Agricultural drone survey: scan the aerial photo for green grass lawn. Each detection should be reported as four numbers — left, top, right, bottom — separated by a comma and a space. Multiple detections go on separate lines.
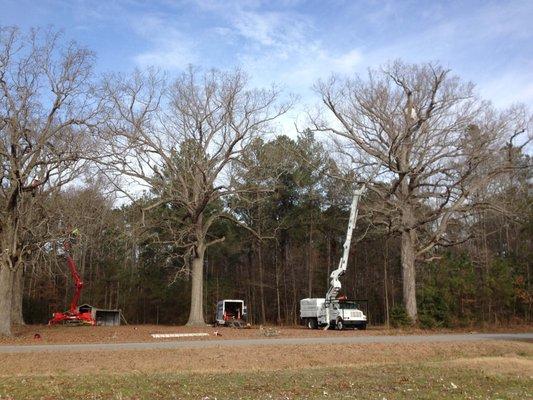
1, 361, 531, 400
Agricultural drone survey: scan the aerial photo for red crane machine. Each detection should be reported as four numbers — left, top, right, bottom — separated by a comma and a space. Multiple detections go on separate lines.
49, 239, 95, 326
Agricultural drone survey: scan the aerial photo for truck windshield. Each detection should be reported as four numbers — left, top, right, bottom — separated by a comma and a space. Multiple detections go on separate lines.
338, 301, 359, 309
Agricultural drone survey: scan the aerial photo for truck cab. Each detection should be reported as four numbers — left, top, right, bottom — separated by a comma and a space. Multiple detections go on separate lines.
326, 300, 367, 330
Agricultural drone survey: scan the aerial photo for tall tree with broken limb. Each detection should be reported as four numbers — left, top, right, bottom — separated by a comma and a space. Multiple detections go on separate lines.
311, 61, 531, 322
0, 27, 98, 335
101, 67, 290, 326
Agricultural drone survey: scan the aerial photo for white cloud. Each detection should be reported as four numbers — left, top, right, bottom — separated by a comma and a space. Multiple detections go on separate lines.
131, 14, 198, 70
195, 2, 362, 86
184, 1, 368, 137
231, 10, 284, 46
331, 49, 363, 73
478, 69, 533, 108
135, 39, 196, 70
130, 0, 532, 112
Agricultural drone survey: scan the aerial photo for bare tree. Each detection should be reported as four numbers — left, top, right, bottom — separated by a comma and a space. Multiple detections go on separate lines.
101, 67, 290, 325
311, 61, 531, 321
0, 27, 98, 335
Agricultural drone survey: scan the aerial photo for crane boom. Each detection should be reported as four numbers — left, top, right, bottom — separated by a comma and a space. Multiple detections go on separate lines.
49, 239, 95, 326
324, 185, 365, 329
66, 251, 84, 314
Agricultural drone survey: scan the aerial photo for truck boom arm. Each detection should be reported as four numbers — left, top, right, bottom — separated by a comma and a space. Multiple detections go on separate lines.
324, 186, 365, 328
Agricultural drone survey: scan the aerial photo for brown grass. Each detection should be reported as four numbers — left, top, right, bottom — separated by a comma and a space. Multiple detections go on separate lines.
0, 340, 531, 376
446, 356, 533, 377
1, 323, 531, 345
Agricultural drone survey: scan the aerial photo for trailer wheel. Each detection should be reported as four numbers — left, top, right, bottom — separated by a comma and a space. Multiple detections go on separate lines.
336, 318, 344, 331
307, 318, 318, 329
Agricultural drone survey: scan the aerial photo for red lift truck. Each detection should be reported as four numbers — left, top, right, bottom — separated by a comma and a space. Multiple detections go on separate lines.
49, 239, 96, 326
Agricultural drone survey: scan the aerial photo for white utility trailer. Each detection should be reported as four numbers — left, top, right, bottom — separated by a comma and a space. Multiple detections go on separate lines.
300, 186, 368, 330
214, 299, 247, 327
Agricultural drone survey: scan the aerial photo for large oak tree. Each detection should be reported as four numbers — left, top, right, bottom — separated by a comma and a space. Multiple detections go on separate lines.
0, 27, 98, 335
311, 61, 530, 321
101, 68, 289, 325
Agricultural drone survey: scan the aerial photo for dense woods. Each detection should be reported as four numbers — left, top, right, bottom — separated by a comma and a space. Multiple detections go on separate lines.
1, 27, 531, 335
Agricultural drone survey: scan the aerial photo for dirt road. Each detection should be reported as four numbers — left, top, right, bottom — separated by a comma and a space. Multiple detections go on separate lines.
0, 332, 530, 353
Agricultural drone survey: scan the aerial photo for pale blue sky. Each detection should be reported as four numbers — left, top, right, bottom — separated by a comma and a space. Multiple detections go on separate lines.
2, 0, 532, 114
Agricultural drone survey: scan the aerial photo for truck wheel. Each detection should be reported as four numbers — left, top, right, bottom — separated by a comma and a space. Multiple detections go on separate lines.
336, 319, 344, 331
359, 323, 367, 330
307, 318, 317, 329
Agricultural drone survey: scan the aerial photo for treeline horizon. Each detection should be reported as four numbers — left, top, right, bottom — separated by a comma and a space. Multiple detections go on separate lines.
1, 26, 531, 335
22, 132, 531, 328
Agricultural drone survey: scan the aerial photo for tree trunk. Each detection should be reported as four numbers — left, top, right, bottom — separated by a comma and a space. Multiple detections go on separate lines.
275, 242, 282, 325
257, 240, 266, 324
286, 241, 295, 324
326, 235, 331, 290
401, 228, 417, 322
11, 266, 24, 325
383, 238, 390, 328
307, 226, 313, 297
186, 242, 206, 326
0, 265, 14, 336
280, 244, 288, 323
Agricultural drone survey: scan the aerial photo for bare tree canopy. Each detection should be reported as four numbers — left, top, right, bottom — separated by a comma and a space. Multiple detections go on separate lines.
311, 60, 531, 320
101, 67, 290, 325
0, 26, 98, 335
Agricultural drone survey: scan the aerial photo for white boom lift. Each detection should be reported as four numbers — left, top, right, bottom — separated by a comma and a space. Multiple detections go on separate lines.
300, 186, 367, 330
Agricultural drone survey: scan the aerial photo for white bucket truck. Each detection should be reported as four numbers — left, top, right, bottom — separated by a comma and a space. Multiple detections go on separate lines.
300, 186, 368, 330
300, 298, 367, 330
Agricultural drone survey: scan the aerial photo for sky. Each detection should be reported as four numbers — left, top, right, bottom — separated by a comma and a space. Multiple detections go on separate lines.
2, 0, 532, 128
